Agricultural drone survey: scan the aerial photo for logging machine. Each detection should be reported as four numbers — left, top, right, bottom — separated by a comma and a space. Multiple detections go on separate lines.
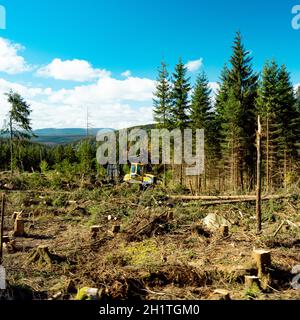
123, 163, 156, 186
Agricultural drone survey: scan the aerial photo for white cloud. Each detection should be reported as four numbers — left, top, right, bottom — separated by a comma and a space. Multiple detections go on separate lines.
36, 58, 111, 82
0, 37, 30, 74
121, 70, 132, 77
0, 76, 155, 129
209, 82, 219, 95
185, 58, 203, 73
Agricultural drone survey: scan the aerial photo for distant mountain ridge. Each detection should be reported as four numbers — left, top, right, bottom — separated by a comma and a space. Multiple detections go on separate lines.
34, 128, 113, 136
1, 125, 155, 145
32, 128, 114, 145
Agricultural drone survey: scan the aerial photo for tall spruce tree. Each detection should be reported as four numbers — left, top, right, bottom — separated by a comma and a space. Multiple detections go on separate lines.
257, 62, 300, 190
153, 61, 172, 129
275, 65, 299, 187
296, 86, 300, 113
216, 32, 258, 190
171, 58, 191, 130
170, 58, 191, 185
191, 72, 220, 191
295, 86, 300, 156
190, 72, 213, 131
256, 60, 280, 191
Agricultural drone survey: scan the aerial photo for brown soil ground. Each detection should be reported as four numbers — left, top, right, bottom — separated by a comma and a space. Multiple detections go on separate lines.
0, 180, 299, 300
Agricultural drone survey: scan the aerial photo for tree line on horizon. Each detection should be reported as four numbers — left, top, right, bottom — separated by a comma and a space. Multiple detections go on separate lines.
153, 31, 300, 192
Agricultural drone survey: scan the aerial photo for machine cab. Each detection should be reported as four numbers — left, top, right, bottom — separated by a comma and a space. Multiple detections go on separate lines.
130, 163, 144, 178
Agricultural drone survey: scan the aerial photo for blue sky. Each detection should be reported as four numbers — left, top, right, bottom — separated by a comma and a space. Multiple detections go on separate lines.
0, 0, 299, 129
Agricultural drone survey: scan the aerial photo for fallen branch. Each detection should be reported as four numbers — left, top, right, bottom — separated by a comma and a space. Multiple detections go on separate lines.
273, 220, 286, 237
170, 194, 293, 205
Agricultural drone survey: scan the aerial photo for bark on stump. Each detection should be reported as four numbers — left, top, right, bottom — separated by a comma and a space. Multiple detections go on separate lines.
28, 245, 55, 266
252, 249, 271, 277
13, 218, 26, 237
245, 276, 260, 289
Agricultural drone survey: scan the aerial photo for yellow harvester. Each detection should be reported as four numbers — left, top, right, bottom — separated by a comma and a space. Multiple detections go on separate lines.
123, 163, 156, 186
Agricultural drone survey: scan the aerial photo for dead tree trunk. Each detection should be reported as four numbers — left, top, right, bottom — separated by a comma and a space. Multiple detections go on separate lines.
0, 194, 5, 265
256, 116, 262, 234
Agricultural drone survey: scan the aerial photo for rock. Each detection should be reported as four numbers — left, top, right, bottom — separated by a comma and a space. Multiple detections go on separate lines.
52, 291, 62, 300
4, 240, 17, 254
3, 183, 14, 190
203, 213, 231, 231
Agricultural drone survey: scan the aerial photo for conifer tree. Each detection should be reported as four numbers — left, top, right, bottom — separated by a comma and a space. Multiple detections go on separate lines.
170, 58, 191, 185
191, 72, 220, 190
171, 58, 191, 130
275, 65, 299, 187
1, 90, 36, 174
153, 61, 172, 129
190, 72, 213, 131
216, 32, 258, 190
256, 60, 280, 191
296, 86, 300, 113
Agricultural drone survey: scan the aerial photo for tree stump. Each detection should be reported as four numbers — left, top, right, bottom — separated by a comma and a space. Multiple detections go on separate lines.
90, 225, 101, 240
28, 245, 56, 266
220, 225, 229, 237
252, 249, 271, 277
112, 225, 120, 234
245, 276, 260, 289
66, 279, 77, 294
13, 218, 26, 237
167, 211, 174, 220
2, 236, 10, 243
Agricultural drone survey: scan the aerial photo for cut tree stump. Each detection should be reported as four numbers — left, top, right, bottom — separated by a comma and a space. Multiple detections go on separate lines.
66, 279, 77, 294
166, 211, 174, 220
245, 276, 260, 289
2, 236, 9, 243
27, 245, 61, 267
13, 218, 26, 237
220, 225, 229, 237
252, 249, 271, 277
112, 225, 120, 234
90, 225, 101, 240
